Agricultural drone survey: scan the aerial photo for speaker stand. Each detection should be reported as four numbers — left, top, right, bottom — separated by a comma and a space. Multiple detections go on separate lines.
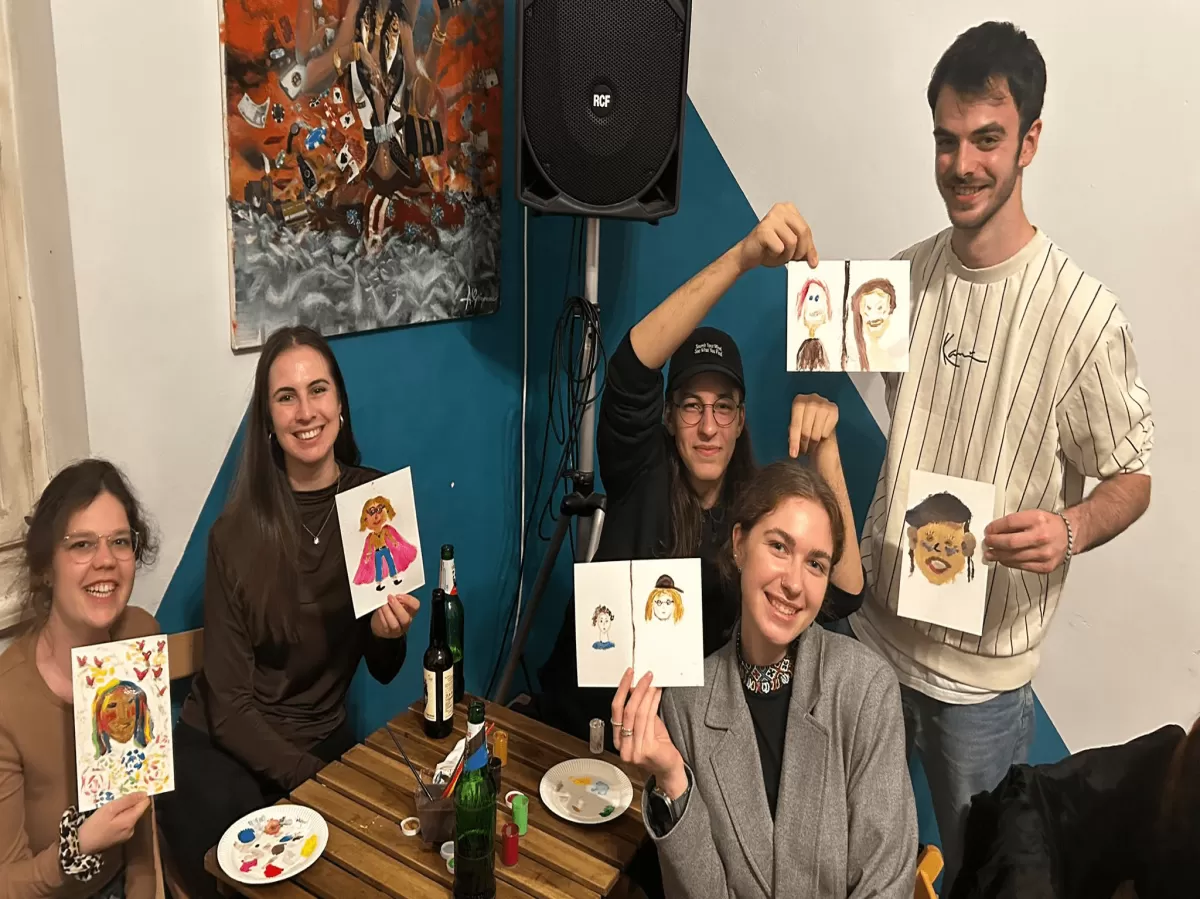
493, 218, 607, 707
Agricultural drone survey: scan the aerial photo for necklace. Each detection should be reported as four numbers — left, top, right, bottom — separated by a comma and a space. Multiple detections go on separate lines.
302, 501, 336, 545
737, 632, 797, 695
300, 467, 342, 545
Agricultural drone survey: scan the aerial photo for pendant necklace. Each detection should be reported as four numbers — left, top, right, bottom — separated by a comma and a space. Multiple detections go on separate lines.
302, 502, 336, 545
301, 467, 341, 545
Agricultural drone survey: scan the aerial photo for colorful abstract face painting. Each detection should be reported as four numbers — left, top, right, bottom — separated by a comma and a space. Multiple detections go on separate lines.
645, 575, 684, 623
72, 637, 174, 812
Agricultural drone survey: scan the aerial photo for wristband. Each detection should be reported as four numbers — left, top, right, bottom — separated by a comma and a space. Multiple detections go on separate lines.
59, 807, 102, 881
1058, 511, 1074, 568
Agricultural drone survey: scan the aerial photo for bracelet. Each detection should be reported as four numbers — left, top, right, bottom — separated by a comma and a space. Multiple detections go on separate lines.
1058, 511, 1075, 568
59, 807, 101, 881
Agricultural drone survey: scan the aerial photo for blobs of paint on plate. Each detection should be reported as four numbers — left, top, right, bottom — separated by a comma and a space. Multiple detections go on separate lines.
570, 776, 592, 786
600, 805, 616, 817
301, 834, 318, 857
238, 828, 255, 844
264, 864, 284, 878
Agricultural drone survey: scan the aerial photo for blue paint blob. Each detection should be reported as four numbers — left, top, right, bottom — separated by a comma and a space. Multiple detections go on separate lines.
238, 828, 255, 844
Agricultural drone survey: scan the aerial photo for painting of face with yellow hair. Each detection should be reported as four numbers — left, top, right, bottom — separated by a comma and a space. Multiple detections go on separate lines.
645, 575, 685, 623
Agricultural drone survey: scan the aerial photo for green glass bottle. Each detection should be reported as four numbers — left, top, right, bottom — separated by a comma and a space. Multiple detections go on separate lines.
453, 700, 495, 899
440, 544, 465, 702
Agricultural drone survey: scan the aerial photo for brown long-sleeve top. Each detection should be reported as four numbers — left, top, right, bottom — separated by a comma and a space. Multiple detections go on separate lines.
179, 465, 409, 791
0, 606, 161, 899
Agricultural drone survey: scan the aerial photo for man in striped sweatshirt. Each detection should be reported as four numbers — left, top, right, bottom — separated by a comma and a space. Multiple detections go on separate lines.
848, 21, 1154, 889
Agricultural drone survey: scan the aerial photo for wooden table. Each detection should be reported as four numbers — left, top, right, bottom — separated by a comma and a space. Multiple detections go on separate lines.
204, 695, 649, 899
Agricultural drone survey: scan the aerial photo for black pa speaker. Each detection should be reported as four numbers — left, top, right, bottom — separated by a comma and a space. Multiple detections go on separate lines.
515, 0, 692, 222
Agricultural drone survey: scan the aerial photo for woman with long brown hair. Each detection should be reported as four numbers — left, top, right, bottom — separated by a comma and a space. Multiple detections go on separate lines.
159, 326, 419, 899
536, 203, 865, 754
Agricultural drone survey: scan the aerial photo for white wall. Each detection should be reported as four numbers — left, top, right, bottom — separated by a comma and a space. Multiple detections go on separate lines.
688, 0, 1200, 751
48, 0, 257, 607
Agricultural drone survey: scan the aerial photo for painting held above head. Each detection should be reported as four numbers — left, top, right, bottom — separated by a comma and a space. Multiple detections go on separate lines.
906, 491, 978, 587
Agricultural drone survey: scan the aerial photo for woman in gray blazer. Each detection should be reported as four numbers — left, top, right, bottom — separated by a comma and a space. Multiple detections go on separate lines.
613, 459, 918, 898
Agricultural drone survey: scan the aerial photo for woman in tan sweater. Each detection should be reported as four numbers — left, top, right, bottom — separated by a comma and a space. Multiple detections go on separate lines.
0, 459, 163, 899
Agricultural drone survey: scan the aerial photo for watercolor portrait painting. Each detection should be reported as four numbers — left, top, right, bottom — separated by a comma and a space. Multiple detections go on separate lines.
896, 469, 996, 636
786, 259, 910, 372
574, 558, 704, 688
72, 637, 174, 812
335, 466, 425, 617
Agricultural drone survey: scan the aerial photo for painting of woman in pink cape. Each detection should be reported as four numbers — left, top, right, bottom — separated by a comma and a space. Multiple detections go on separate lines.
354, 495, 418, 591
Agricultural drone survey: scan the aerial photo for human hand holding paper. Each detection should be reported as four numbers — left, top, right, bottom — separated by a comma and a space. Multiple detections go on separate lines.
983, 509, 1070, 574
736, 202, 819, 272
612, 669, 687, 799
370, 593, 420, 639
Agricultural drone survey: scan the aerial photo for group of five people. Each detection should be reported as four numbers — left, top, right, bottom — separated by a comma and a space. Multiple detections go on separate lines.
0, 19, 1156, 899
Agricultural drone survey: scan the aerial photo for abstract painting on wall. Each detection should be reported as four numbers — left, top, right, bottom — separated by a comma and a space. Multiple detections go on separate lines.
786, 260, 911, 372
896, 469, 996, 636
573, 558, 704, 688
72, 637, 174, 812
218, 0, 503, 350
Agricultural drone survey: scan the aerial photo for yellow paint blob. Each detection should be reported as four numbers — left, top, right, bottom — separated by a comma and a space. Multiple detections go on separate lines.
300, 834, 318, 857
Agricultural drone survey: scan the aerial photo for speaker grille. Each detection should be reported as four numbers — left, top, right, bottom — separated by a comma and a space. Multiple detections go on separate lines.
522, 0, 685, 208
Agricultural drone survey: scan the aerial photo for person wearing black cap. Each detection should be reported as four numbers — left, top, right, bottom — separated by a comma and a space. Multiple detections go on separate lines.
534, 203, 865, 755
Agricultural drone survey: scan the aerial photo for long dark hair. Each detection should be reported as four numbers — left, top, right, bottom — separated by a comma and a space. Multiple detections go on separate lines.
717, 459, 845, 589
18, 458, 158, 629
223, 325, 360, 644
664, 410, 756, 559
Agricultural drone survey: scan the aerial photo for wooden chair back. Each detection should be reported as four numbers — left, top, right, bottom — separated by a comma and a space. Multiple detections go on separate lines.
166, 628, 203, 680
914, 844, 943, 899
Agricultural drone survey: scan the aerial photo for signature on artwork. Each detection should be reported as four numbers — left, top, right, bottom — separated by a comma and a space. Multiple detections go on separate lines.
941, 333, 989, 368
458, 284, 495, 314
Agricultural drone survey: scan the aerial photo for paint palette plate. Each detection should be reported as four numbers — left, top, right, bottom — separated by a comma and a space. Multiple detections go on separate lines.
540, 759, 633, 825
217, 804, 328, 885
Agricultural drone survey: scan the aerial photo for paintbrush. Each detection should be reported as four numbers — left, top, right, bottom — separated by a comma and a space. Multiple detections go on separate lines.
387, 727, 434, 802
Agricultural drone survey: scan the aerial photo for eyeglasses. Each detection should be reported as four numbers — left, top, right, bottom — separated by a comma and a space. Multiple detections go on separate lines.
674, 399, 741, 427
60, 531, 138, 564
365, 505, 387, 516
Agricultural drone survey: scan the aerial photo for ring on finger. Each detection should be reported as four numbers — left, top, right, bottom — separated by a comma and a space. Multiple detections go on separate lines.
620, 728, 634, 737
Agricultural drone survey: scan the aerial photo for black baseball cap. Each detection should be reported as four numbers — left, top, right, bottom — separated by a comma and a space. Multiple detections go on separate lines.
665, 327, 745, 396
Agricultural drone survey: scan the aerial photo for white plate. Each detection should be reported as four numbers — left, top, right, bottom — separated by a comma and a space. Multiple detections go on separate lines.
216, 804, 328, 885
539, 758, 633, 825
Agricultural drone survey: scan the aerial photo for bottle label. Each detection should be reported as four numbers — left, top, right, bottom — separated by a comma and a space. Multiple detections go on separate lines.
463, 717, 488, 771
439, 559, 457, 594
423, 668, 454, 722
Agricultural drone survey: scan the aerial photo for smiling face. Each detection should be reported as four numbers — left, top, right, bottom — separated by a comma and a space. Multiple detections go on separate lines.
268, 345, 343, 477
909, 521, 972, 585
860, 288, 893, 337
933, 80, 1040, 233
734, 496, 834, 653
51, 492, 136, 633
365, 503, 388, 532
666, 372, 745, 490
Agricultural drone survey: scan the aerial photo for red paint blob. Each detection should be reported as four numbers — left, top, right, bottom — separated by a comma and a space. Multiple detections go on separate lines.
264, 864, 284, 878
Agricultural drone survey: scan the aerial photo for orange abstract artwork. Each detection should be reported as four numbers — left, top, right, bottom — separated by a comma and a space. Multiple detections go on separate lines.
219, 0, 502, 349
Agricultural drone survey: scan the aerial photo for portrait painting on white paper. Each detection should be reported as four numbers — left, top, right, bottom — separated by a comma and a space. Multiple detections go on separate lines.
573, 558, 704, 688
334, 467, 425, 619
786, 259, 910, 373
896, 470, 996, 636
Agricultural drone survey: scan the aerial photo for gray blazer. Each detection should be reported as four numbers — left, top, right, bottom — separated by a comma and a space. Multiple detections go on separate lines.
643, 624, 918, 898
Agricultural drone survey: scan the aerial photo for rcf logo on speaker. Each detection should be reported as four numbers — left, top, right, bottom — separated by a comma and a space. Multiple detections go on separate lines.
589, 81, 614, 117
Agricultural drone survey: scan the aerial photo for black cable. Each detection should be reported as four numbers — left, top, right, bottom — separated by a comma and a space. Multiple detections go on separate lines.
484, 220, 608, 701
